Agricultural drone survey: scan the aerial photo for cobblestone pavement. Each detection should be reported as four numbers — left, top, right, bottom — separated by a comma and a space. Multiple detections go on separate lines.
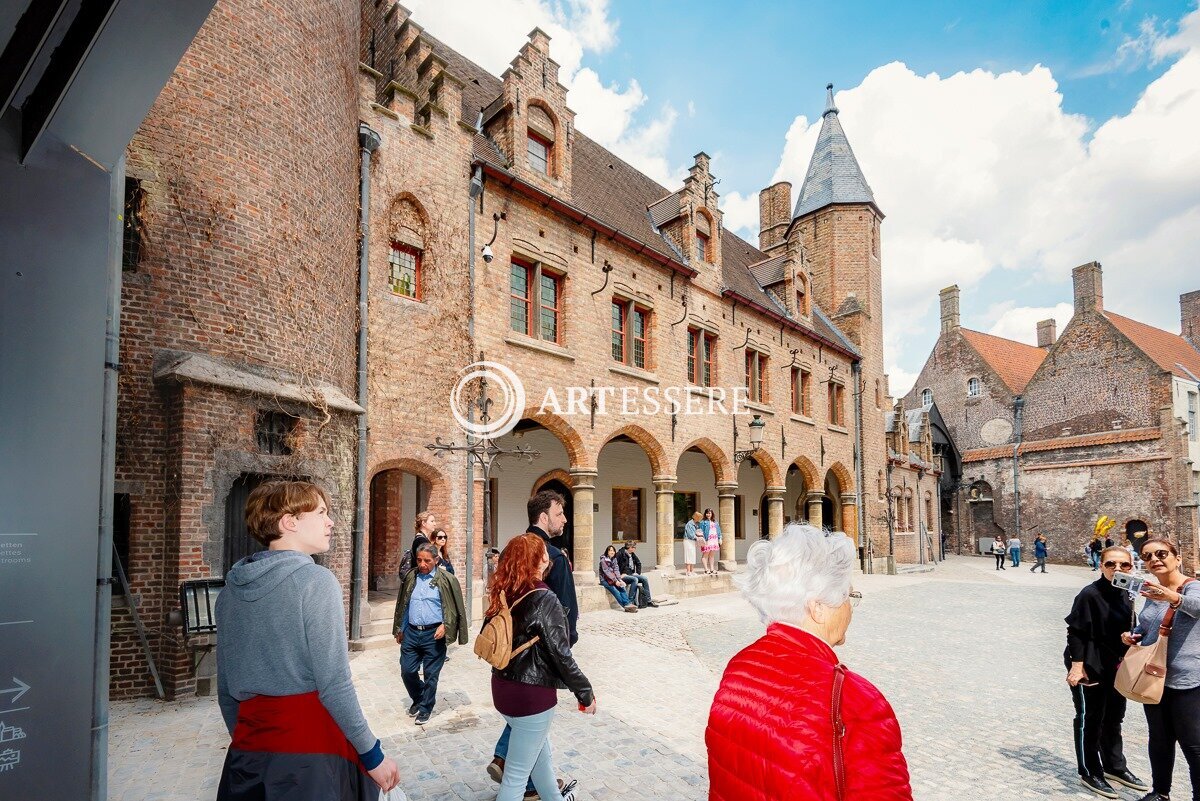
109, 556, 1192, 800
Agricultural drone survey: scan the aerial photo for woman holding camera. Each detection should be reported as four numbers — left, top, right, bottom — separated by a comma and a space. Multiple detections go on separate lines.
1064, 546, 1148, 798
1122, 537, 1200, 801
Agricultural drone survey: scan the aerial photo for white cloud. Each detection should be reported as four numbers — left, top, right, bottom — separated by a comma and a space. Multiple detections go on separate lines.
719, 191, 759, 239
757, 5, 1200, 379
407, 0, 684, 187
887, 366, 919, 400
986, 302, 1075, 345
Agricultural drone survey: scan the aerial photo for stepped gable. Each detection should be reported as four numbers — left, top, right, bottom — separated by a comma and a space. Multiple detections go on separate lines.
1103, 310, 1200, 380
410, 17, 860, 354
959, 328, 1046, 394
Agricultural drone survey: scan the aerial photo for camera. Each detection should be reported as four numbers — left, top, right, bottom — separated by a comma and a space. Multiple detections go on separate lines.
481, 244, 494, 263
1111, 572, 1146, 594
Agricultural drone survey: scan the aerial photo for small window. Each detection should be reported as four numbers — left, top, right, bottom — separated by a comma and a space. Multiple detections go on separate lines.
539, 270, 562, 343
510, 260, 532, 335
688, 327, 717, 386
256, 411, 296, 456
511, 258, 563, 343
527, 129, 551, 176
828, 382, 846, 427
790, 367, 813, 415
795, 274, 809, 317
611, 301, 626, 363
388, 243, 421, 299
905, 492, 915, 531
745, 351, 768, 403
1188, 391, 1198, 443
925, 492, 934, 526
967, 377, 981, 397
122, 178, 144, 272
612, 298, 652, 369
695, 230, 710, 263
921, 388, 932, 406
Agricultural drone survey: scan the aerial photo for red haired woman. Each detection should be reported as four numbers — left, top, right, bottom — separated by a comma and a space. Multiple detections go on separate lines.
487, 533, 594, 801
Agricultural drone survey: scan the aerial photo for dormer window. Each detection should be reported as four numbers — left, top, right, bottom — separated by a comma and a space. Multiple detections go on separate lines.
795, 274, 810, 317
526, 105, 555, 177
921, 388, 932, 406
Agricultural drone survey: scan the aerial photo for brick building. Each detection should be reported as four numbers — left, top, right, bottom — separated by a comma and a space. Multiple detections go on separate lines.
900, 263, 1200, 569
111, 0, 896, 696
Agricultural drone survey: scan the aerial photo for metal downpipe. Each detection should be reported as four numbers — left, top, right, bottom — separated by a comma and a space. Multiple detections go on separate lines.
350, 124, 381, 641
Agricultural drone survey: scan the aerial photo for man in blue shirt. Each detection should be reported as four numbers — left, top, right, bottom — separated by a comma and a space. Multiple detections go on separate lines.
392, 542, 466, 725
1030, 533, 1049, 574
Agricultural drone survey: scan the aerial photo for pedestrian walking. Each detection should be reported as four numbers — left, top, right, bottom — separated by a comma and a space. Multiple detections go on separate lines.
400, 510, 439, 582
700, 507, 722, 574
488, 490, 578, 796
1089, 536, 1105, 571
1123, 537, 1200, 801
616, 540, 658, 608
488, 533, 591, 801
393, 541, 467, 725
1008, 534, 1022, 567
683, 511, 702, 575
1064, 546, 1148, 798
707, 524, 912, 800
599, 544, 638, 612
431, 527, 455, 574
1031, 533, 1049, 573
215, 480, 400, 799
992, 535, 1007, 570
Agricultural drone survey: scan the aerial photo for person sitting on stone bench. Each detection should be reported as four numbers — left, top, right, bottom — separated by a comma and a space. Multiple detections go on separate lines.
617, 540, 659, 608
599, 545, 637, 612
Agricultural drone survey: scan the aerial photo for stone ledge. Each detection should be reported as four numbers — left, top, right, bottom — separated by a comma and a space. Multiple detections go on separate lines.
504, 333, 576, 361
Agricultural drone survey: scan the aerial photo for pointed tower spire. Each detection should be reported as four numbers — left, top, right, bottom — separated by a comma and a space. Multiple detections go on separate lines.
792, 83, 877, 219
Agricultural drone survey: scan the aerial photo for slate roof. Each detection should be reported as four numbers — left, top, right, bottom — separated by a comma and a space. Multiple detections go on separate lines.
1103, 311, 1200, 381
415, 25, 861, 357
962, 427, 1161, 463
793, 85, 877, 219
906, 408, 925, 443
748, 253, 787, 287
959, 328, 1047, 394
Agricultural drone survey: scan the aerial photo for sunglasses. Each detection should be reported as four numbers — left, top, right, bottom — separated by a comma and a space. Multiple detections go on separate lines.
435, 535, 448, 541
1141, 549, 1173, 562
1103, 560, 1132, 570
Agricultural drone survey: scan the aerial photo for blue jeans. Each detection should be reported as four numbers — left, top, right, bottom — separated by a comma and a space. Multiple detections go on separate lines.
1010, 548, 1020, 567
602, 582, 631, 607
621, 573, 652, 605
497, 709, 563, 801
495, 725, 536, 794
1089, 551, 1101, 570
400, 624, 447, 714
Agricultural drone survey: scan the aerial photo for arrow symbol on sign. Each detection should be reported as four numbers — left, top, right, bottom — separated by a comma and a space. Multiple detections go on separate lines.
0, 679, 29, 704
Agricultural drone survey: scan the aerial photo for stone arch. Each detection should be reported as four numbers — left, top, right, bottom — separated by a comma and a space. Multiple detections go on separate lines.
789, 455, 820, 492
519, 407, 589, 469
387, 192, 432, 245
366, 456, 448, 590
676, 437, 733, 484
747, 449, 783, 489
369, 456, 445, 495
601, 423, 668, 477
532, 468, 573, 493
826, 461, 854, 493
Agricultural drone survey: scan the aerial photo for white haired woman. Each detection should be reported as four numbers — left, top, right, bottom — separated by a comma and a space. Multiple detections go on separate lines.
706, 524, 912, 801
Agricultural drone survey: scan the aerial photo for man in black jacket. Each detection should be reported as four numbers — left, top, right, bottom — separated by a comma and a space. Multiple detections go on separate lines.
489, 489, 577, 797
617, 540, 658, 608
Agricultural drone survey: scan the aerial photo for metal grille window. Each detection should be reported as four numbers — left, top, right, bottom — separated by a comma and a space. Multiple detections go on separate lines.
612, 298, 650, 369
632, 307, 648, 368
510, 260, 532, 335
695, 231, 710, 263
688, 327, 717, 386
122, 178, 144, 271
539, 271, 561, 342
388, 243, 421, 299
256, 411, 295, 455
611, 301, 625, 362
511, 258, 563, 344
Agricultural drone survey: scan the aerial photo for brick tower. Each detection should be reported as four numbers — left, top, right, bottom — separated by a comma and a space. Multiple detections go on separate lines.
789, 84, 889, 558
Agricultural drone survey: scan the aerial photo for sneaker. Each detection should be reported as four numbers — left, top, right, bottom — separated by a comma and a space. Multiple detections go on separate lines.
406, 703, 419, 717
1080, 774, 1120, 799
486, 756, 504, 783
415, 710, 431, 725
623, 604, 638, 613
522, 779, 568, 800
1105, 770, 1150, 791
648, 600, 660, 607
1135, 794, 1169, 801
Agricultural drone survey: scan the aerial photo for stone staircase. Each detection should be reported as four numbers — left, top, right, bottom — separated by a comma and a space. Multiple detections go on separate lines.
349, 590, 399, 652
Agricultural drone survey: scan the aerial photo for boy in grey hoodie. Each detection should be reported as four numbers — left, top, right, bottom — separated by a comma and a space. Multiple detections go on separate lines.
215, 481, 399, 800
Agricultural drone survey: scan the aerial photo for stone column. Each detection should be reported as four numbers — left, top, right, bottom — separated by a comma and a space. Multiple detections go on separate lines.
569, 468, 597, 580
806, 490, 825, 530
840, 493, 858, 543
716, 481, 738, 571
653, 477, 676, 572
766, 487, 785, 539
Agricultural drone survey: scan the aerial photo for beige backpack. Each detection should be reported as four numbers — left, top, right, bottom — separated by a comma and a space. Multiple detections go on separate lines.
473, 588, 546, 669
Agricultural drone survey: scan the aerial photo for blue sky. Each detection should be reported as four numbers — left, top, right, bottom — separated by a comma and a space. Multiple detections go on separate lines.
408, 0, 1200, 395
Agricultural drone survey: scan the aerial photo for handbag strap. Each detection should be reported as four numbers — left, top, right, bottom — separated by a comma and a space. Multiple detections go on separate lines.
1159, 577, 1195, 637
831, 663, 847, 801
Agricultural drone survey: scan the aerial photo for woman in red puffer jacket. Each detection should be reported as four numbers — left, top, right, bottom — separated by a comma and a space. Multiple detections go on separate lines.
706, 525, 912, 801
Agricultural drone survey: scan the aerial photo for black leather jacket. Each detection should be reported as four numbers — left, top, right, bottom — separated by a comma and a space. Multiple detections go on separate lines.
616, 548, 642, 576
493, 587, 594, 706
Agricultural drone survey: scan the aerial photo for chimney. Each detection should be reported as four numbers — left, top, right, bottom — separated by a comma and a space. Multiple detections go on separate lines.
1036, 318, 1057, 349
1181, 290, 1200, 347
939, 285, 960, 334
758, 181, 792, 252
1072, 261, 1104, 315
